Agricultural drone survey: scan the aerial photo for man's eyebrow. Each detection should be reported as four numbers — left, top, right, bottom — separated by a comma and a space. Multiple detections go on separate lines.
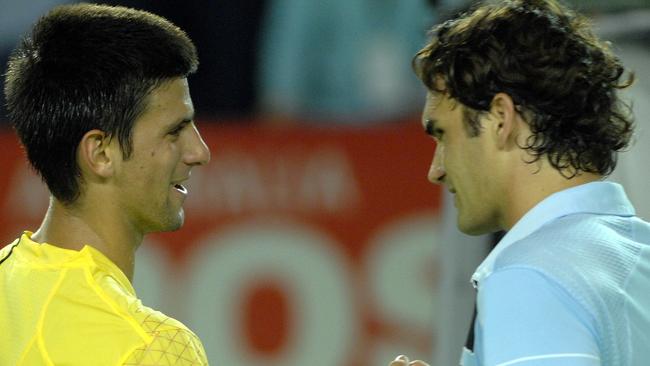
168, 113, 195, 130
164, 117, 192, 136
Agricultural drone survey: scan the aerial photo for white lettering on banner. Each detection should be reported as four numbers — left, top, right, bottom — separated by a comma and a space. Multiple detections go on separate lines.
365, 213, 440, 330
183, 220, 358, 366
3, 165, 48, 219
298, 148, 360, 212
185, 148, 361, 214
365, 213, 441, 364
132, 213, 442, 366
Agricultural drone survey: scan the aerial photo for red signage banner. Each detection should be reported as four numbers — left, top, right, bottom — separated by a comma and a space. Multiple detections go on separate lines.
0, 120, 444, 366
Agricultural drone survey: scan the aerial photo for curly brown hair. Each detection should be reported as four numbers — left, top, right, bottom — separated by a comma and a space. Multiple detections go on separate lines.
413, 0, 634, 177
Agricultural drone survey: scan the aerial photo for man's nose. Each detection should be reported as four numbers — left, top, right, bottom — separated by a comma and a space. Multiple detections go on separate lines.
185, 124, 211, 166
427, 144, 445, 184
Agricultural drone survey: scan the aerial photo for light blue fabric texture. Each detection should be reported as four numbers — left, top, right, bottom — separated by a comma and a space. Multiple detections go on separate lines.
461, 182, 650, 366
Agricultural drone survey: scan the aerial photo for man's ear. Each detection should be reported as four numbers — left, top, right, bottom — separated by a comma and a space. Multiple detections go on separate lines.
489, 93, 518, 150
77, 130, 117, 180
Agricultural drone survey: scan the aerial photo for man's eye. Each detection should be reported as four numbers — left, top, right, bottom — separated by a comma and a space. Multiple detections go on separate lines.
434, 128, 444, 139
169, 122, 189, 137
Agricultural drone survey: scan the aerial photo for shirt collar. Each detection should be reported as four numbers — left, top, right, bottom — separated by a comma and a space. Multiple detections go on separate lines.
471, 181, 635, 287
16, 231, 135, 295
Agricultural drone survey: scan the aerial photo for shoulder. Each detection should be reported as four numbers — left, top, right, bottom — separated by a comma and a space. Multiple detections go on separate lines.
39, 268, 152, 364
482, 213, 642, 354
0, 238, 20, 261
121, 303, 208, 365
130, 301, 197, 337
488, 213, 643, 320
0, 242, 14, 255
92, 271, 205, 345
494, 213, 642, 283
46, 270, 207, 365
477, 213, 649, 365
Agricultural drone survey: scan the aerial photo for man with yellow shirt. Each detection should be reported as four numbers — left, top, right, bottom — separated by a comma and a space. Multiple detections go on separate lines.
1, 4, 211, 365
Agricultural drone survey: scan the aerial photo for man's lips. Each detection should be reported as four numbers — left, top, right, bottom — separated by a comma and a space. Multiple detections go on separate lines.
171, 177, 190, 194
172, 183, 188, 194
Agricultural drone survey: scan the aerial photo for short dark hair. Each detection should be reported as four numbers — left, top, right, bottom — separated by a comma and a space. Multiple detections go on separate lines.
4, 3, 198, 203
413, 0, 634, 177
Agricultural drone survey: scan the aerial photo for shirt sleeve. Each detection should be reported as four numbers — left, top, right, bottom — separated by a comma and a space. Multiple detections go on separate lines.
478, 267, 601, 366
121, 327, 209, 365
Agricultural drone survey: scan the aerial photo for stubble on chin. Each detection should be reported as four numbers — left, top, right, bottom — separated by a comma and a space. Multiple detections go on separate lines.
457, 211, 500, 236
161, 209, 185, 232
141, 205, 185, 234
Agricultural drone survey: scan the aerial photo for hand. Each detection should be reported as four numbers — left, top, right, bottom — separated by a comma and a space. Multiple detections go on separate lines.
389, 354, 430, 366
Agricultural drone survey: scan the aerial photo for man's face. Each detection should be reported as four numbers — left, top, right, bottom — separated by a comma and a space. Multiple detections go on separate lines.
112, 77, 210, 234
422, 91, 501, 235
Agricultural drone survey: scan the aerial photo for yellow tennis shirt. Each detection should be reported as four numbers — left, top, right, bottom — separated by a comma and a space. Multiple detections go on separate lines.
0, 232, 209, 365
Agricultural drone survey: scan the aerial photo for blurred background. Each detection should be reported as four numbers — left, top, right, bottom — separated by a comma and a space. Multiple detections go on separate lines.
0, 1, 648, 365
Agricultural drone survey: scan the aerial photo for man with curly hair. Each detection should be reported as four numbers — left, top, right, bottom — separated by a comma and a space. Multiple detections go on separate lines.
391, 0, 648, 365
0, 4, 210, 365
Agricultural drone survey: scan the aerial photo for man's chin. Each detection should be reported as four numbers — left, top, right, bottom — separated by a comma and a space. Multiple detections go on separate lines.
168, 210, 185, 231
457, 217, 497, 236
146, 210, 185, 234
458, 226, 487, 236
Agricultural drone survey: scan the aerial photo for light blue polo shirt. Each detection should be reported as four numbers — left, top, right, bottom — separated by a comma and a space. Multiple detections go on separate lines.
461, 182, 650, 366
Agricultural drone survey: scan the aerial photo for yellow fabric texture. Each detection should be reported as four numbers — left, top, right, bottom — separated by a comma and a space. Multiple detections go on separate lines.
0, 232, 208, 365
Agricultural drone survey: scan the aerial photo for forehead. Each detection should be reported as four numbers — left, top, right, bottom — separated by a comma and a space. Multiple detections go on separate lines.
146, 78, 192, 110
425, 91, 443, 107
423, 90, 457, 117
136, 78, 193, 128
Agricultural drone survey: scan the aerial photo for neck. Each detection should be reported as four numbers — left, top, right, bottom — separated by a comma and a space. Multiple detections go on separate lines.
31, 196, 142, 281
500, 164, 602, 231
